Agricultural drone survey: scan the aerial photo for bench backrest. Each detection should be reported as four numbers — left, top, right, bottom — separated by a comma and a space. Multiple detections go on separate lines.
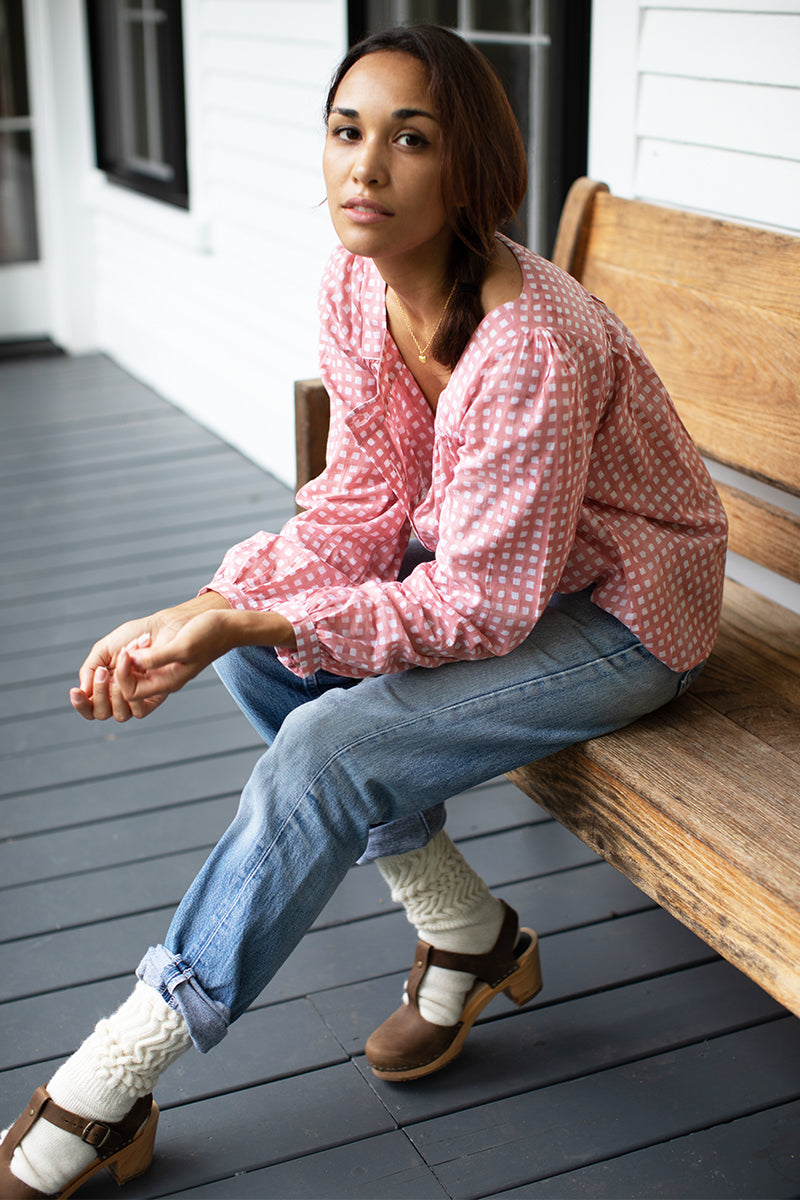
553, 179, 800, 586
296, 178, 800, 587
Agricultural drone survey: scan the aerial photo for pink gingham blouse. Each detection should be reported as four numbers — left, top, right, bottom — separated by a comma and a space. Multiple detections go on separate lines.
206, 237, 727, 679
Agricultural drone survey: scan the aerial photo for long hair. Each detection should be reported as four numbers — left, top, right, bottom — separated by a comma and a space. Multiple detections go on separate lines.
325, 25, 528, 369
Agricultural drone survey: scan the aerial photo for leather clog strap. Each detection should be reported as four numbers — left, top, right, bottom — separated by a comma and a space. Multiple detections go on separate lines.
405, 900, 520, 1007
0, 1087, 153, 1167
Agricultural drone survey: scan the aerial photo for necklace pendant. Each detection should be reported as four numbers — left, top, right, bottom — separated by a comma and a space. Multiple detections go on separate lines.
418, 353, 427, 364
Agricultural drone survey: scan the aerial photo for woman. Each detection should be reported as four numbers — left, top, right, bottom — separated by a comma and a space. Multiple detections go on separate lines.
0, 24, 727, 1198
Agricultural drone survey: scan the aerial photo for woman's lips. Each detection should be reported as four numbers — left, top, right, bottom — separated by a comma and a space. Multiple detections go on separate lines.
342, 197, 393, 223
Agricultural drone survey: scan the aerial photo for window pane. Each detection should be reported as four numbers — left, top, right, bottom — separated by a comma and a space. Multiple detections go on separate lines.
475, 40, 530, 149
473, 0, 530, 34
364, 1, 457, 29
475, 40, 530, 245
0, 0, 30, 118
406, 0, 456, 23
118, 6, 174, 180
123, 17, 151, 161
0, 129, 38, 262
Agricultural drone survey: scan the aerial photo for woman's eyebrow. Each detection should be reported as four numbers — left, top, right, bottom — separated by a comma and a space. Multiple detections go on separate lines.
329, 105, 438, 121
393, 107, 438, 121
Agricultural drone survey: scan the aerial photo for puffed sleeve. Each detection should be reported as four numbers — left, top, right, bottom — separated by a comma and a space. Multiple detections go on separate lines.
275, 325, 608, 677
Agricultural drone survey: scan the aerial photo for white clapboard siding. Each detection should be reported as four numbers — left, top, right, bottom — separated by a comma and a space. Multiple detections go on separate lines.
636, 142, 800, 232
202, 34, 338, 81
89, 0, 345, 488
651, 0, 799, 9
632, 6, 800, 232
638, 8, 800, 88
638, 77, 800, 163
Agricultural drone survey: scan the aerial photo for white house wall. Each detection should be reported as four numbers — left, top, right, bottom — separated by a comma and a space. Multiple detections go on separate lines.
589, 0, 800, 612
88, 0, 345, 488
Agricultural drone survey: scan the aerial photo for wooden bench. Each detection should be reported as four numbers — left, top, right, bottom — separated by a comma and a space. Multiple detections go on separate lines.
294, 178, 800, 1020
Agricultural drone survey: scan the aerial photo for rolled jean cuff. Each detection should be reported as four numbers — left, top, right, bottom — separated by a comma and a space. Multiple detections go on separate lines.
137, 945, 230, 1054
357, 803, 447, 864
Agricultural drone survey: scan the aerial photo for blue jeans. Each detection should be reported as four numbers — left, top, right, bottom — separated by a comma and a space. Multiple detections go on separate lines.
137, 589, 698, 1051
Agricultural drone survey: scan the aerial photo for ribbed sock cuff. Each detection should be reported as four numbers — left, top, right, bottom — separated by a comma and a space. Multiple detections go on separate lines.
377, 829, 498, 936
48, 981, 192, 1121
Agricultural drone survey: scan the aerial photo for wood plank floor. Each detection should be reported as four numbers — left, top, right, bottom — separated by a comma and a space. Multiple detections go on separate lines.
1, 353, 799, 1200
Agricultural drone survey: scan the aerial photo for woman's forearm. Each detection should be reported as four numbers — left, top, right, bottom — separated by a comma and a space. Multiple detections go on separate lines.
180, 592, 298, 652
215, 605, 298, 652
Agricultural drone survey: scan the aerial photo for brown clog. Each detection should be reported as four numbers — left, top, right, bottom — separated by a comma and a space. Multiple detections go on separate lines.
366, 900, 542, 1081
0, 1087, 158, 1199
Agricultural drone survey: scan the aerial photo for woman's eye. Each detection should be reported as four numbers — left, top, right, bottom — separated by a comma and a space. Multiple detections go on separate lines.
397, 132, 428, 149
332, 125, 360, 142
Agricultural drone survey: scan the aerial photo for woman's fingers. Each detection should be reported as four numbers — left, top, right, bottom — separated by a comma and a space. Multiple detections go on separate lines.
70, 662, 143, 722
70, 605, 226, 722
115, 641, 183, 702
72, 609, 229, 717
90, 666, 114, 720
118, 617, 226, 702
69, 686, 95, 720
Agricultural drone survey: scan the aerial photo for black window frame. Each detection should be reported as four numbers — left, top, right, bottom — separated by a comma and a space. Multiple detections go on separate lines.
85, 0, 189, 210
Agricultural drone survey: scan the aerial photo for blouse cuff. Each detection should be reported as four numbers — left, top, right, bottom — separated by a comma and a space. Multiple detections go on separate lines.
198, 581, 252, 610
273, 599, 322, 678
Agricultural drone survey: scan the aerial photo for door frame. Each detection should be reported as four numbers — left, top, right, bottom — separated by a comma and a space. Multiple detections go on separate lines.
0, 0, 50, 340
1, 0, 97, 349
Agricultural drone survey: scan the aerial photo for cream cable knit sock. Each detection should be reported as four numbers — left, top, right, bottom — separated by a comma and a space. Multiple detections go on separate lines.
8, 981, 191, 1195
377, 830, 504, 1026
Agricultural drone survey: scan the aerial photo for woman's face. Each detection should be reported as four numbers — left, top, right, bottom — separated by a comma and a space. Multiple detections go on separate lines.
323, 50, 453, 269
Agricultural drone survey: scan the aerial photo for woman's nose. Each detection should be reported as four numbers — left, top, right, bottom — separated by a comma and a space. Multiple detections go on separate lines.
352, 139, 387, 186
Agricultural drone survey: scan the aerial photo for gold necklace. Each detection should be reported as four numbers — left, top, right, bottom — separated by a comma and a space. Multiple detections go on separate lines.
393, 280, 457, 364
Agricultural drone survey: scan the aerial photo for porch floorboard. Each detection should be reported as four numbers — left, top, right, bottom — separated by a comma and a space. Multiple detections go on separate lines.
1, 354, 798, 1199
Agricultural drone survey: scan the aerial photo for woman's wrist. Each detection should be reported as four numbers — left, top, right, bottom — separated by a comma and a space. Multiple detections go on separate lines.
158, 593, 297, 653
158, 591, 232, 626
218, 606, 298, 652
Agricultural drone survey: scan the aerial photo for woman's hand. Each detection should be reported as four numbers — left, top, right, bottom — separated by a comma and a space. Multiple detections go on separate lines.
115, 608, 238, 706
69, 593, 232, 722
70, 595, 296, 722
118, 608, 297, 707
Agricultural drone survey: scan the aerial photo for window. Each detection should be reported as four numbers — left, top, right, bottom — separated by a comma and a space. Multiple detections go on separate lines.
349, 1, 591, 255
0, 0, 39, 262
86, 0, 189, 209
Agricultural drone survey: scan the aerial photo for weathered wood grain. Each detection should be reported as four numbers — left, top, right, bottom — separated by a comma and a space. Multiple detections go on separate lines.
574, 193, 800, 498
294, 378, 331, 497
712, 483, 800, 585
508, 686, 800, 1016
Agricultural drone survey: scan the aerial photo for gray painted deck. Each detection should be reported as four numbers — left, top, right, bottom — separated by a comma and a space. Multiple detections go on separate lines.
1, 353, 799, 1200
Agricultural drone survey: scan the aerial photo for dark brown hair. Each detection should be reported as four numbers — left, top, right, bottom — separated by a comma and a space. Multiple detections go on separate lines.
325, 25, 528, 368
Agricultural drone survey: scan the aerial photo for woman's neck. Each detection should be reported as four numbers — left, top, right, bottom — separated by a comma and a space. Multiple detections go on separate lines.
383, 269, 455, 413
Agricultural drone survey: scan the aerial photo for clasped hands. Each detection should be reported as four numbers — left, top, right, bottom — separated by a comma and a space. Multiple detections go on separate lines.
70, 593, 296, 722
